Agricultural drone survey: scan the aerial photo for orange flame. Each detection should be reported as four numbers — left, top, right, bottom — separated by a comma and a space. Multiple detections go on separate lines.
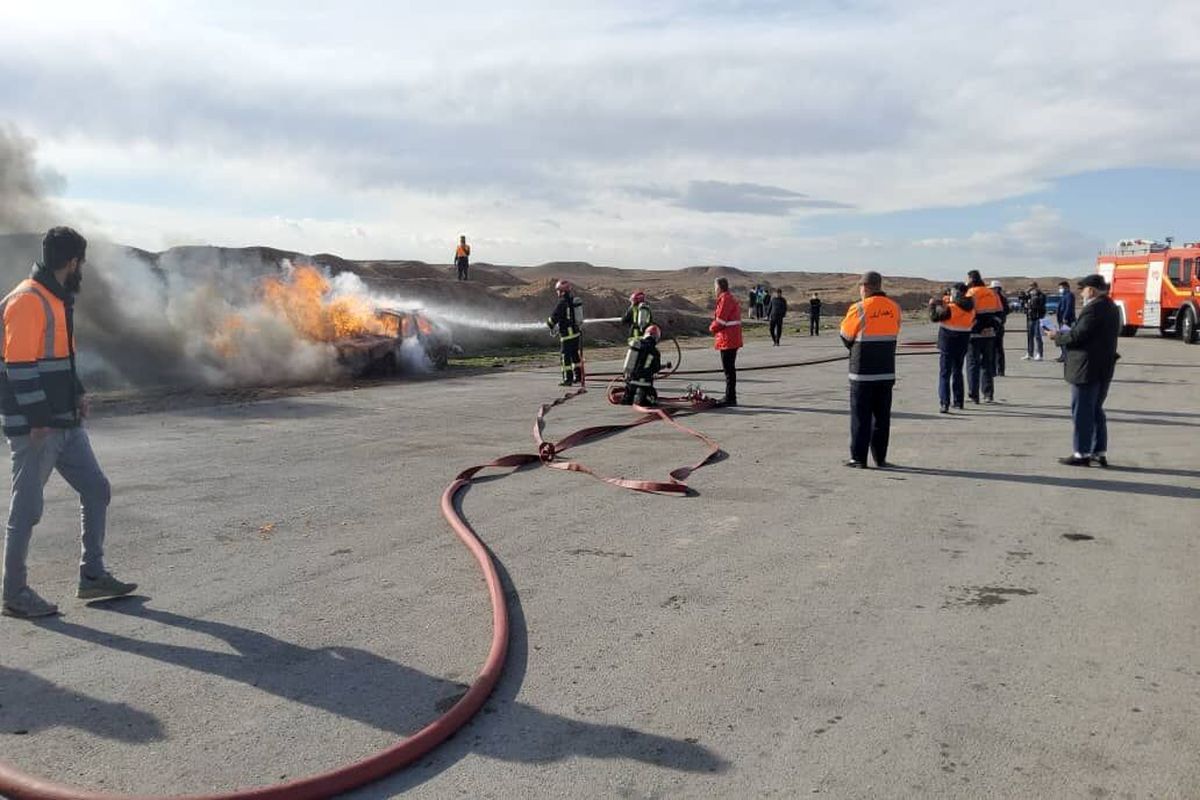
260, 265, 386, 342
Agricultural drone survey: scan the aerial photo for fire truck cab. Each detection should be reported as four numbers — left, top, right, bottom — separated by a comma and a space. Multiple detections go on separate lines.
1095, 238, 1200, 343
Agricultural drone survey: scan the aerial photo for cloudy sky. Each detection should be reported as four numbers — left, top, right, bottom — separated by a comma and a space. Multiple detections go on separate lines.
3, 0, 1200, 278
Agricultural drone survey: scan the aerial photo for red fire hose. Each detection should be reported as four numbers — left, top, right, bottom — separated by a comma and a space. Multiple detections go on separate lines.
0, 386, 724, 800
0, 341, 936, 799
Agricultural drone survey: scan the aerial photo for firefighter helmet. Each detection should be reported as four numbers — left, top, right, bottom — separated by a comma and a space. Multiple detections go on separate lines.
630, 290, 646, 305
555, 280, 571, 294
644, 324, 661, 341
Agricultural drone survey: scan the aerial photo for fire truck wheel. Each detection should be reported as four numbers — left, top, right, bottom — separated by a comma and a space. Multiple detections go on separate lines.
1181, 307, 1198, 344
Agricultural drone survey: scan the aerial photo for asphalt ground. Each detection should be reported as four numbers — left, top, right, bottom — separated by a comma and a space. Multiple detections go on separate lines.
0, 323, 1197, 799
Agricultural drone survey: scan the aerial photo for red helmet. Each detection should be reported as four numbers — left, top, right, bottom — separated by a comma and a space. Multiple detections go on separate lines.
644, 324, 661, 341
630, 290, 646, 305
555, 279, 571, 294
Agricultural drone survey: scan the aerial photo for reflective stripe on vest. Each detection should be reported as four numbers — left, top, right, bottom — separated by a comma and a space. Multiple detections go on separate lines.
0, 285, 57, 360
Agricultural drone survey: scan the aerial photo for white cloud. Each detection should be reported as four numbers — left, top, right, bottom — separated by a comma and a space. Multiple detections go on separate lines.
1, 0, 1198, 273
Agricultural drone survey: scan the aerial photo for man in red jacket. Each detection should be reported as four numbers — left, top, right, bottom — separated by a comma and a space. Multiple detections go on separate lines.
710, 277, 743, 406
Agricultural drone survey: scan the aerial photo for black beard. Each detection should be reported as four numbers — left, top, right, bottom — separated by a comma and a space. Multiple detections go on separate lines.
65, 270, 83, 294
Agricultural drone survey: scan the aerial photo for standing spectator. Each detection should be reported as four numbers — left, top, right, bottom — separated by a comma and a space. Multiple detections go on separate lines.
809, 292, 822, 336
2, 227, 136, 618
1046, 275, 1121, 466
747, 286, 757, 320
839, 271, 901, 468
755, 285, 767, 320
990, 280, 1009, 376
1022, 282, 1047, 361
1054, 280, 1076, 362
965, 270, 1002, 403
929, 283, 975, 413
710, 277, 743, 406
454, 235, 471, 281
767, 288, 788, 346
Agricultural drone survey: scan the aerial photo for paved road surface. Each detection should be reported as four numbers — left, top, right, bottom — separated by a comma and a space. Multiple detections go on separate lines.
1, 325, 1197, 799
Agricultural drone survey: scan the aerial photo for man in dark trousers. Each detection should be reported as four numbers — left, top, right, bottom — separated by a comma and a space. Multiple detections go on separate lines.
965, 270, 1002, 403
928, 283, 975, 413
711, 278, 743, 406
547, 279, 583, 386
1047, 275, 1120, 466
454, 235, 471, 281
1022, 281, 1047, 361
809, 292, 822, 335
990, 280, 1009, 376
839, 271, 901, 468
767, 288, 788, 346
1, 227, 136, 618
1054, 280, 1076, 362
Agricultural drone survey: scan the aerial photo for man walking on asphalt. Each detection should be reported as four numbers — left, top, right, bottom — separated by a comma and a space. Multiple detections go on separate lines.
839, 271, 901, 468
809, 292, 822, 335
1047, 275, 1121, 467
767, 288, 788, 346
1022, 281, 1047, 361
1, 227, 136, 619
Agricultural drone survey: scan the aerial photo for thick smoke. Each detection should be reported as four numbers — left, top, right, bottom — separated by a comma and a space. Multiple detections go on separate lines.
0, 130, 343, 388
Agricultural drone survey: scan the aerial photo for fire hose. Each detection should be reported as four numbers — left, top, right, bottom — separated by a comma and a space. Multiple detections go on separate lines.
0, 342, 936, 800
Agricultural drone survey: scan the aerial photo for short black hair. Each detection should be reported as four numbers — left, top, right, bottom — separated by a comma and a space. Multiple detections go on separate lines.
42, 226, 87, 271
966, 269, 983, 285
1058, 280, 1070, 288
715, 277, 729, 292
859, 270, 882, 290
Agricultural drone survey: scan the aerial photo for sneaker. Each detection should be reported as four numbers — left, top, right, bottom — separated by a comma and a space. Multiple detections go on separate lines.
1057, 455, 1091, 467
844, 459, 866, 469
939, 405, 949, 414
1021, 354, 1031, 361
984, 396, 995, 404
1033, 355, 1043, 361
953, 402, 965, 410
1092, 454, 1109, 468
2, 587, 59, 618
77, 572, 138, 601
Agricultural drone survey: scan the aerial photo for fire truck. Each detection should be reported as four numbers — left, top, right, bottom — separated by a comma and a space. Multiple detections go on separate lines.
1095, 238, 1200, 343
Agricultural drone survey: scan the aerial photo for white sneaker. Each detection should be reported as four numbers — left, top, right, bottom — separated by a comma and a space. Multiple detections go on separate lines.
1033, 355, 1043, 361
1020, 354, 1031, 360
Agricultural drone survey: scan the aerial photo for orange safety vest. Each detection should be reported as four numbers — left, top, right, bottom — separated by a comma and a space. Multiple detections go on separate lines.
455, 243, 470, 259
839, 293, 902, 381
939, 295, 976, 333
0, 275, 80, 435
966, 284, 1002, 336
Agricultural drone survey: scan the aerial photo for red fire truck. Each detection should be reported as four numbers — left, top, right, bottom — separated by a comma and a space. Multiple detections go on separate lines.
1095, 238, 1200, 343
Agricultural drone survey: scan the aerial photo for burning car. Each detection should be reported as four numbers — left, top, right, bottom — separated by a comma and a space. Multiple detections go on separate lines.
335, 308, 459, 376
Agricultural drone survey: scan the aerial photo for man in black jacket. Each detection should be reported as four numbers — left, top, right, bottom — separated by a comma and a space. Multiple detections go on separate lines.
1047, 274, 1121, 466
1021, 282, 1047, 361
767, 289, 788, 346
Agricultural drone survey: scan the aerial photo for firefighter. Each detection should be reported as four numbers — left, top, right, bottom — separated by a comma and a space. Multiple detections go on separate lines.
622, 324, 664, 406
965, 270, 1003, 403
1, 227, 136, 618
929, 283, 976, 413
454, 235, 470, 281
621, 290, 654, 375
840, 271, 902, 468
547, 279, 583, 386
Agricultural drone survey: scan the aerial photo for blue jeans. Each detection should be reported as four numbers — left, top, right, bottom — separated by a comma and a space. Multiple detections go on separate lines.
938, 336, 969, 408
1026, 319, 1043, 358
1070, 380, 1110, 456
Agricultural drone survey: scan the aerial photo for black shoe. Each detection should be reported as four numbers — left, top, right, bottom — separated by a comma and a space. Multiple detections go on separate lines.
939, 405, 949, 414
719, 398, 738, 407
1092, 455, 1109, 468
983, 396, 995, 404
558, 380, 573, 387
969, 396, 980, 404
874, 460, 892, 469
953, 403, 964, 410
1058, 455, 1091, 467
844, 459, 866, 469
